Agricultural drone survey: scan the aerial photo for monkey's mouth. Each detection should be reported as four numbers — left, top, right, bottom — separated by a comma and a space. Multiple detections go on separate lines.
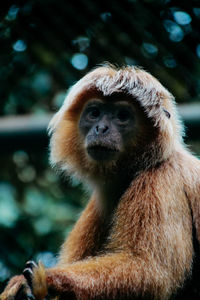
87, 145, 119, 161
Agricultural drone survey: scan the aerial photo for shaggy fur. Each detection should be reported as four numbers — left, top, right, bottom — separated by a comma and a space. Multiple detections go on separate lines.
1, 65, 200, 300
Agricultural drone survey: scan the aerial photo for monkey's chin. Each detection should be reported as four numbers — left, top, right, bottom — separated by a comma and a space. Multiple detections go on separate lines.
87, 145, 119, 162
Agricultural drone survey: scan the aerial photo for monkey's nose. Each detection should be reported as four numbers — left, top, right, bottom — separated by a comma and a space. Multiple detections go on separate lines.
95, 124, 109, 135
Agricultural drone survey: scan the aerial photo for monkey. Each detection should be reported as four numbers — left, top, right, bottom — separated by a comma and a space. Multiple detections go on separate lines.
1, 64, 200, 300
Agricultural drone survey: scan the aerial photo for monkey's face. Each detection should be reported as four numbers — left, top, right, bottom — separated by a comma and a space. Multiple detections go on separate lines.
79, 99, 136, 163
49, 66, 180, 180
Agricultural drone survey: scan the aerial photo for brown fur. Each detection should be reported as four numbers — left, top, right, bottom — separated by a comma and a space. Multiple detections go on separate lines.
1, 65, 200, 300
0, 275, 31, 300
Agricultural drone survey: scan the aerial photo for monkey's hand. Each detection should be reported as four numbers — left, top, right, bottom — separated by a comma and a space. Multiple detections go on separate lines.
0, 274, 33, 300
28, 264, 75, 300
22, 261, 49, 300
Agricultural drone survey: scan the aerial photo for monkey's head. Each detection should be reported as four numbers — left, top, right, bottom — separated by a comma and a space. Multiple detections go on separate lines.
49, 65, 184, 182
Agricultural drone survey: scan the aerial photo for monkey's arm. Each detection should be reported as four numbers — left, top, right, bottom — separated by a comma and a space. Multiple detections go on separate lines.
32, 253, 169, 300
58, 197, 103, 264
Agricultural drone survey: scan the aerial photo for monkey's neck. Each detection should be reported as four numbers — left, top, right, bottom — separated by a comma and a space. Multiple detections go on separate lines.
94, 174, 133, 216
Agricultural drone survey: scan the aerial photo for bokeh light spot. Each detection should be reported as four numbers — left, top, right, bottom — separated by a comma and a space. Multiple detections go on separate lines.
173, 11, 192, 25
71, 53, 88, 70
13, 40, 27, 52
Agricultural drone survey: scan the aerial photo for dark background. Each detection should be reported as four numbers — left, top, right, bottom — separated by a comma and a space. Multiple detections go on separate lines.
0, 0, 200, 296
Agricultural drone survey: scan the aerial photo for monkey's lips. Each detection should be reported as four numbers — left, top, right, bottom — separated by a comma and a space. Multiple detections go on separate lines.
87, 145, 119, 161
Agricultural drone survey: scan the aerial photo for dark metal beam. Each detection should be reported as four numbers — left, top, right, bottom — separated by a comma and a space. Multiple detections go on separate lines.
0, 114, 52, 152
178, 103, 200, 140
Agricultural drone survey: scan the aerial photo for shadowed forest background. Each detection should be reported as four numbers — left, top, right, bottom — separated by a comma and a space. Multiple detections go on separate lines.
0, 0, 200, 294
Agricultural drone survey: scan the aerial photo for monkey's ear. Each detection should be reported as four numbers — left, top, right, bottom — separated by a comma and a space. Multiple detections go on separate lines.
163, 108, 171, 119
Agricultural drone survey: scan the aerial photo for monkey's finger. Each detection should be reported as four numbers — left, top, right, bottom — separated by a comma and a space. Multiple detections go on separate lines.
25, 260, 38, 270
23, 268, 33, 288
15, 285, 35, 300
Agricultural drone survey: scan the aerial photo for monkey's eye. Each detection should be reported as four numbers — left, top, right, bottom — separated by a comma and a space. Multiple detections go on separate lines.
116, 109, 131, 123
87, 107, 100, 120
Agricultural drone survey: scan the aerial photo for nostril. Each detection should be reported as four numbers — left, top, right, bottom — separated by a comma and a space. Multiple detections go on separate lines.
95, 125, 109, 135
103, 126, 109, 134
95, 125, 99, 135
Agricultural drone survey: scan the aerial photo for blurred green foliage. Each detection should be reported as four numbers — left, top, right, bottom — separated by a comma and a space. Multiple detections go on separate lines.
0, 0, 200, 293
0, 149, 85, 291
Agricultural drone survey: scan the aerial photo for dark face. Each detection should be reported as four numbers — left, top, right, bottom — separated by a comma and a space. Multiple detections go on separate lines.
79, 98, 136, 162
